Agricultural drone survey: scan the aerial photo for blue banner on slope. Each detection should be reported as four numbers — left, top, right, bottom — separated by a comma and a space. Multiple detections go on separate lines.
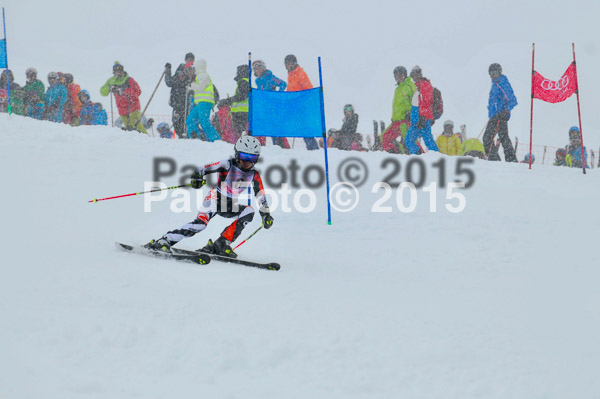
0, 39, 6, 68
251, 88, 324, 138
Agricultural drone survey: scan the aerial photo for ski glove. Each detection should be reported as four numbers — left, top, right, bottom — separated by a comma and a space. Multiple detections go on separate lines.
262, 214, 274, 229
165, 63, 171, 70
497, 109, 510, 121
111, 86, 124, 95
190, 171, 206, 189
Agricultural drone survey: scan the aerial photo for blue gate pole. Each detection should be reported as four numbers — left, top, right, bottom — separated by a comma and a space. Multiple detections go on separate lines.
2, 8, 11, 115
248, 52, 252, 136
318, 57, 332, 225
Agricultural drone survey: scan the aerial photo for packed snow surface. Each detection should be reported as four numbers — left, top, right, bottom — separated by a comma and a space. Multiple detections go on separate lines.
1, 114, 599, 398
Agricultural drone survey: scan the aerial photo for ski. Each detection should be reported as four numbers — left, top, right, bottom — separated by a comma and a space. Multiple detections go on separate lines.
372, 120, 379, 151
116, 242, 211, 265
171, 248, 280, 271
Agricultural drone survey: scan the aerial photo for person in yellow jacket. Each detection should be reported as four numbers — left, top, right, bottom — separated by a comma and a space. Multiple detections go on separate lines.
436, 120, 462, 156
461, 138, 485, 159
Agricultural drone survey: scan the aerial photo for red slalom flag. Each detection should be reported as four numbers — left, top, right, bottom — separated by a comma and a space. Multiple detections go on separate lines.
532, 63, 578, 103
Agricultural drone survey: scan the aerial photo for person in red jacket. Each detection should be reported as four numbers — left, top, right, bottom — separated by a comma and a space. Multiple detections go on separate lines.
100, 62, 146, 133
404, 66, 439, 154
285, 54, 319, 150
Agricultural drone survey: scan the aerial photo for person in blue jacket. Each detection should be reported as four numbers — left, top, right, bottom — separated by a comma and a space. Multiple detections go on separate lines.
565, 126, 588, 168
253, 60, 287, 91
78, 90, 108, 126
483, 63, 518, 162
43, 72, 68, 123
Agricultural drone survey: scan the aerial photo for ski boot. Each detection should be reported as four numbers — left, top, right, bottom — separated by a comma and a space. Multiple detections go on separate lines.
200, 236, 237, 258
144, 237, 173, 253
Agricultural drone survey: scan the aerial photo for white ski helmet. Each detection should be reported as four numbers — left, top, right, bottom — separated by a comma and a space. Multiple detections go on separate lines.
235, 136, 261, 156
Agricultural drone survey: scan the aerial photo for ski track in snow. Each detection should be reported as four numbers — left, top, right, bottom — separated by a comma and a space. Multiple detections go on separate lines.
1, 114, 599, 398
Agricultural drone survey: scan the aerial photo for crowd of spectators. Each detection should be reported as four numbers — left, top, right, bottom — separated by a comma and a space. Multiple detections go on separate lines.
0, 57, 592, 169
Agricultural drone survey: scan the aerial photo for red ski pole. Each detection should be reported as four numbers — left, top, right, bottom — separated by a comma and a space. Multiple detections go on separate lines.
233, 225, 263, 250
89, 183, 191, 203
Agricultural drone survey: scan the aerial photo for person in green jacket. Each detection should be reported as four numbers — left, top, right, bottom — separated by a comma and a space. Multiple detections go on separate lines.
380, 66, 416, 153
0, 70, 26, 115
23, 68, 46, 119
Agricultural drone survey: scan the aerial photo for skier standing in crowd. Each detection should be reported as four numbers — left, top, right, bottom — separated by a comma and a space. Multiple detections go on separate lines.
381, 66, 416, 153
23, 68, 45, 119
186, 58, 220, 141
78, 90, 108, 126
483, 63, 518, 162
404, 66, 439, 154
252, 59, 290, 148
43, 72, 67, 122
165, 54, 195, 138
218, 65, 249, 142
436, 120, 462, 156
100, 62, 146, 133
565, 126, 588, 168
145, 136, 274, 258
284, 54, 319, 150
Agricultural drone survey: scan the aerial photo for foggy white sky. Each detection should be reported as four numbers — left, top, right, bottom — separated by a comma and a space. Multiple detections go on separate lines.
5, 0, 600, 149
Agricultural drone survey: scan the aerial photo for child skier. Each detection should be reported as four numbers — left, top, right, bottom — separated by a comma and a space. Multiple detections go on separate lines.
146, 136, 274, 258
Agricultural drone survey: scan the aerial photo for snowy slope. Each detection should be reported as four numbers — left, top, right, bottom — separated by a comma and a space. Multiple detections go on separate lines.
1, 114, 599, 398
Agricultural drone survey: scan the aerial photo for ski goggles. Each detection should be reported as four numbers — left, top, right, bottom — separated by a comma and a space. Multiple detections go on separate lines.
238, 152, 259, 163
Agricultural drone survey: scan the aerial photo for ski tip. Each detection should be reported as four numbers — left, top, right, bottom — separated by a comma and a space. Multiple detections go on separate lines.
268, 263, 281, 271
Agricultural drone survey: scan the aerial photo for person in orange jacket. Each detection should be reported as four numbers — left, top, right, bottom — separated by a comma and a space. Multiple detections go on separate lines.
285, 54, 319, 150
61, 73, 82, 126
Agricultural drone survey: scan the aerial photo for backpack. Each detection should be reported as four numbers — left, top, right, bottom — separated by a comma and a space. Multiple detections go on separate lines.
432, 87, 443, 120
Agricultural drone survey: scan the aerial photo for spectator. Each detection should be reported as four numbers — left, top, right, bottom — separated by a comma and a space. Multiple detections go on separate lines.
23, 68, 45, 119
284, 54, 319, 150
461, 138, 485, 159
62, 73, 82, 126
43, 72, 68, 122
252, 59, 290, 148
521, 153, 535, 164
381, 66, 416, 154
253, 59, 287, 91
404, 66, 439, 154
219, 64, 250, 143
100, 61, 146, 133
165, 55, 195, 138
483, 63, 518, 162
565, 126, 588, 168
0, 69, 26, 115
187, 58, 220, 141
157, 122, 174, 139
324, 104, 365, 151
78, 90, 108, 126
436, 120, 462, 156
554, 148, 567, 167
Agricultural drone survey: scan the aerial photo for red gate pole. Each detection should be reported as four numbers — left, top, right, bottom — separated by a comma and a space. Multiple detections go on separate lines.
572, 43, 586, 174
529, 43, 535, 170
